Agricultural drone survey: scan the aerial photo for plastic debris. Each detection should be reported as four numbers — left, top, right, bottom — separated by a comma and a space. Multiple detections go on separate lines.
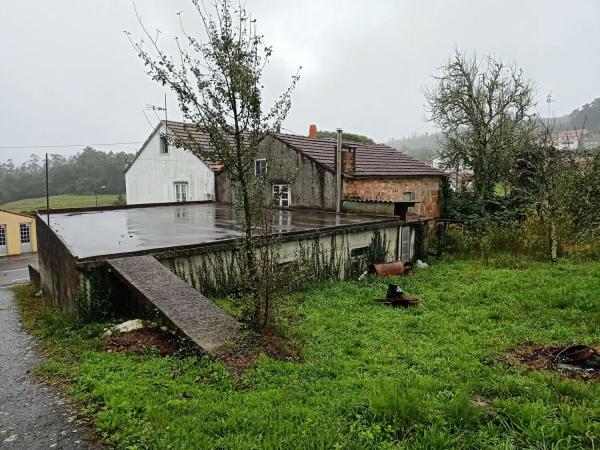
104, 319, 155, 336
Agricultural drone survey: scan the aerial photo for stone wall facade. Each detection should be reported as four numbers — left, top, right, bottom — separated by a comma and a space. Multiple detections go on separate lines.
215, 135, 337, 210
215, 137, 442, 219
344, 176, 442, 220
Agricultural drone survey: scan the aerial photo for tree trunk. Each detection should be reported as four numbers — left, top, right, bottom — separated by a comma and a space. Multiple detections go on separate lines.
549, 218, 558, 263
238, 177, 261, 328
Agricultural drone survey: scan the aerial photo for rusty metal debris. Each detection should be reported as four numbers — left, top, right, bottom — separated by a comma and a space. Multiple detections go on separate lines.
378, 283, 420, 307
510, 344, 600, 380
370, 261, 405, 277
553, 345, 600, 370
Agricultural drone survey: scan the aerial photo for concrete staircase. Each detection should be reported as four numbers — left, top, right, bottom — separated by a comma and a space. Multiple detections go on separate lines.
108, 255, 241, 355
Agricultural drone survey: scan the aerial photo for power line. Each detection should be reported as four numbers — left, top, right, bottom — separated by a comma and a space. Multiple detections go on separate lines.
281, 126, 303, 135
0, 141, 144, 150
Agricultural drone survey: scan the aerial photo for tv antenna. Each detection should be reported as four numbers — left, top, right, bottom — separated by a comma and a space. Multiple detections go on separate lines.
144, 93, 169, 136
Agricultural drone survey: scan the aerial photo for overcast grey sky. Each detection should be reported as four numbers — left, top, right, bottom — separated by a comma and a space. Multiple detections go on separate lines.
1, 0, 599, 163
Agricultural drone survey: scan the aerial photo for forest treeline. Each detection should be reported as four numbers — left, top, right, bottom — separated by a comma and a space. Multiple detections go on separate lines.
0, 147, 133, 205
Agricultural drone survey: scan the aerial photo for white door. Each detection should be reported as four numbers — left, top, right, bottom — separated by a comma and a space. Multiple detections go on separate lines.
272, 184, 290, 208
19, 223, 32, 254
399, 226, 413, 261
0, 225, 7, 256
175, 182, 189, 202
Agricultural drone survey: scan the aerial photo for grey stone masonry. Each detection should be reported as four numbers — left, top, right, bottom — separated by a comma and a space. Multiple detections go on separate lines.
108, 255, 241, 355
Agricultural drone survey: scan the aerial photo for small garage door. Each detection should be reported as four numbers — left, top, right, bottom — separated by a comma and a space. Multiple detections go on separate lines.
19, 223, 32, 254
0, 225, 7, 256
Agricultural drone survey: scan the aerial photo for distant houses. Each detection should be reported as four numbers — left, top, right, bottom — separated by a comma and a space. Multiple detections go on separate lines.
125, 121, 444, 221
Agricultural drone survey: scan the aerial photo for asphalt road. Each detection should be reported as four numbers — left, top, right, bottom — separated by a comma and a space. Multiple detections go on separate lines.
0, 254, 37, 287
0, 288, 98, 449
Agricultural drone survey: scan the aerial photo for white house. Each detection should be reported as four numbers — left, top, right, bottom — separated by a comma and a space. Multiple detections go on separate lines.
125, 121, 218, 205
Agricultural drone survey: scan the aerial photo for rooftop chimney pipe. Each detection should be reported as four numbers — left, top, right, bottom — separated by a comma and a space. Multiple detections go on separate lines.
336, 128, 343, 214
309, 124, 318, 138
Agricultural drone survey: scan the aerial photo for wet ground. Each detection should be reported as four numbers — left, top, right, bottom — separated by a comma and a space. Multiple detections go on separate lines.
0, 288, 97, 449
41, 203, 397, 259
0, 254, 37, 287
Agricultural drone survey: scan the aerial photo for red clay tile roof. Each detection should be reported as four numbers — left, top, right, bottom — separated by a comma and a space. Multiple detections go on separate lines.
273, 134, 443, 177
131, 121, 441, 178
164, 121, 225, 172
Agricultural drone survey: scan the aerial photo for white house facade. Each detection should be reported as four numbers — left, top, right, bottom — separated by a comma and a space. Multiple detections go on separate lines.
125, 122, 215, 205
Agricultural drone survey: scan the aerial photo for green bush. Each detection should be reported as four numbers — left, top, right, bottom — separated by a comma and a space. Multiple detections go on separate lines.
440, 216, 600, 261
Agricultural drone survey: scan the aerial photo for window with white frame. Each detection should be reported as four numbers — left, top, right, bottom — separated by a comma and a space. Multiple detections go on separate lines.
19, 223, 31, 244
399, 226, 414, 261
160, 136, 169, 154
255, 159, 267, 175
0, 225, 6, 246
174, 182, 189, 202
272, 184, 290, 207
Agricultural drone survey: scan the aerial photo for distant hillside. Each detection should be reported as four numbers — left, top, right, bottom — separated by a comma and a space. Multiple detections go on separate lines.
550, 97, 600, 132
387, 133, 441, 162
388, 97, 600, 160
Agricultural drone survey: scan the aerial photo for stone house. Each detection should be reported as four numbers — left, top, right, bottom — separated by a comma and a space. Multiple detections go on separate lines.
216, 126, 444, 221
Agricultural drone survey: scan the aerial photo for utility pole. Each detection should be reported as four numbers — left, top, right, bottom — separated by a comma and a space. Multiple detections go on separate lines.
95, 186, 107, 207
164, 92, 168, 138
45, 153, 50, 225
335, 129, 343, 214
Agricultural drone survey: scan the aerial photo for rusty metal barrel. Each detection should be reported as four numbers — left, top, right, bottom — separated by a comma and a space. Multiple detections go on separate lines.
370, 261, 405, 277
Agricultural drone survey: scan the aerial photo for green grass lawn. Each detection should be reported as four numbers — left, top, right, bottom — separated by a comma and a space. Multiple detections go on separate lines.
1, 194, 121, 213
15, 259, 600, 449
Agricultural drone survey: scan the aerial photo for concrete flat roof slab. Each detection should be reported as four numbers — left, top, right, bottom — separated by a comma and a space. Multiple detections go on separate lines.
41, 203, 396, 260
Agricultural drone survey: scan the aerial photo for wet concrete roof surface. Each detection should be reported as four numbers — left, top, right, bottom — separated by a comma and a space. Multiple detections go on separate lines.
43, 203, 392, 259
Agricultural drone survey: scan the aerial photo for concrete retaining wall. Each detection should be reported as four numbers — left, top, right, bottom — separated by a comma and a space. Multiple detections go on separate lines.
36, 210, 423, 321
159, 224, 405, 295
36, 216, 80, 314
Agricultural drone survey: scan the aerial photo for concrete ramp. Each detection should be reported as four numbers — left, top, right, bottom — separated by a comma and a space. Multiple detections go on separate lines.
108, 255, 241, 355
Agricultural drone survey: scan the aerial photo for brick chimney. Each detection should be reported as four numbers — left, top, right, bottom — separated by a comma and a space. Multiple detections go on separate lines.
341, 147, 355, 174
308, 124, 318, 138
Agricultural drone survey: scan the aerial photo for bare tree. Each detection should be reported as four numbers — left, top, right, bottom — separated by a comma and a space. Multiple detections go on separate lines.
425, 50, 536, 212
128, 0, 300, 329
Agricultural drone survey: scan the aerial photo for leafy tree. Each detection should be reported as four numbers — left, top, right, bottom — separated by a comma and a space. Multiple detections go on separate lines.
129, 0, 299, 329
561, 154, 600, 240
509, 115, 577, 261
425, 50, 536, 213
316, 130, 375, 144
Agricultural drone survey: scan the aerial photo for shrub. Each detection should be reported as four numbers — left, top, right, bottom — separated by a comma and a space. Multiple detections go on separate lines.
439, 215, 600, 261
